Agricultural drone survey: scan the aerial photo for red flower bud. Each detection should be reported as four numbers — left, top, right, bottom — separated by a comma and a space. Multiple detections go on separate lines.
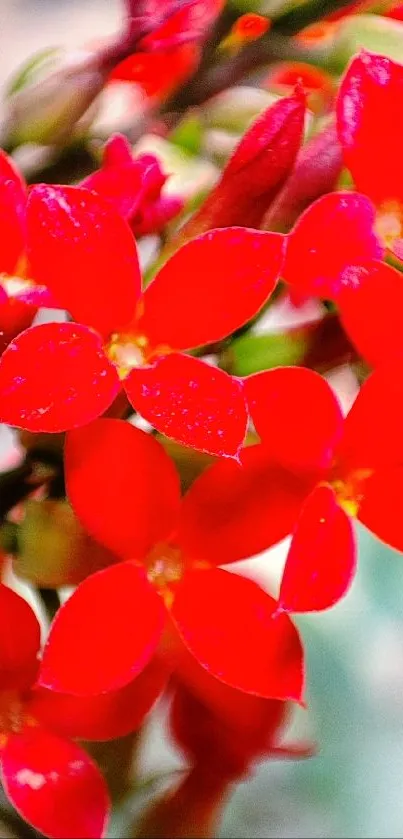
172, 87, 306, 245
262, 120, 343, 232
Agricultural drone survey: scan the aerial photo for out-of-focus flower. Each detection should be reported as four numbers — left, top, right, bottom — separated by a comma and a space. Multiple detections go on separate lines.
0, 150, 56, 354
81, 134, 183, 236
36, 419, 305, 703
0, 582, 157, 838
109, 43, 200, 103
0, 184, 284, 457
219, 13, 270, 55
1, 49, 106, 148
264, 62, 335, 114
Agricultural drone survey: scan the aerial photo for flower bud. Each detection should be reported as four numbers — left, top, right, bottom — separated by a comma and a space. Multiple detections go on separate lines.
2, 49, 106, 148
329, 14, 403, 71
262, 120, 343, 232
14, 499, 116, 587
166, 87, 306, 254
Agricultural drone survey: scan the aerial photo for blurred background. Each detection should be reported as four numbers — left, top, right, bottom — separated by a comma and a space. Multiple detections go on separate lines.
2, 2, 403, 838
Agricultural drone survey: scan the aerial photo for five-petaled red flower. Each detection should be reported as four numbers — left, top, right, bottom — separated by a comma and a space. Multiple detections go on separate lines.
36, 418, 304, 705
0, 182, 284, 457
181, 363, 403, 614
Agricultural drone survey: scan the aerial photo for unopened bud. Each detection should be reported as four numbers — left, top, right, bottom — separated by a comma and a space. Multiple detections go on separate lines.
2, 49, 106, 148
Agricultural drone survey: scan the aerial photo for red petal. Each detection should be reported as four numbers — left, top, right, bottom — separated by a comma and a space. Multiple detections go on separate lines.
171, 568, 304, 700
0, 323, 119, 432
0, 150, 26, 275
1, 726, 109, 838
0, 584, 40, 690
38, 562, 165, 695
80, 135, 146, 222
138, 228, 284, 351
279, 484, 356, 613
283, 191, 383, 299
124, 353, 248, 458
27, 659, 167, 741
27, 185, 140, 336
337, 360, 403, 473
339, 260, 403, 367
245, 367, 343, 473
358, 466, 403, 552
337, 51, 403, 204
65, 418, 181, 559
179, 444, 311, 565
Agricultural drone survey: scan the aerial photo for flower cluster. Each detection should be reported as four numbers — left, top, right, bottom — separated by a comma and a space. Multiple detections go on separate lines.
1, 0, 403, 835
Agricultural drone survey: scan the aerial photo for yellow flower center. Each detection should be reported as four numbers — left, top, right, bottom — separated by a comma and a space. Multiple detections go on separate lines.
375, 201, 403, 250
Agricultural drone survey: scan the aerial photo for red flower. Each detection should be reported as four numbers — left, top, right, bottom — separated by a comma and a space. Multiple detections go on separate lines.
36, 419, 304, 704
264, 62, 334, 114
219, 13, 270, 54
0, 187, 284, 456
81, 134, 183, 236
0, 582, 167, 837
109, 43, 200, 101
0, 150, 55, 353
134, 0, 225, 51
337, 51, 403, 258
237, 364, 403, 612
282, 190, 383, 299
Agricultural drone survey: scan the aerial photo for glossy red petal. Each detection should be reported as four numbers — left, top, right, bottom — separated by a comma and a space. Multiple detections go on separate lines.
358, 467, 403, 553
179, 444, 312, 565
0, 584, 40, 690
283, 191, 383, 299
125, 353, 248, 458
38, 562, 165, 696
279, 484, 356, 613
0, 150, 26, 275
337, 360, 403, 473
138, 229, 284, 351
0, 323, 119, 432
1, 726, 109, 838
65, 418, 181, 559
171, 568, 304, 700
245, 367, 343, 474
28, 659, 167, 741
337, 51, 403, 204
27, 185, 140, 336
339, 260, 403, 367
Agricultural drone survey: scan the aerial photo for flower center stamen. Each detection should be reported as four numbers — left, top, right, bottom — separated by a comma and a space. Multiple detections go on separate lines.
330, 468, 373, 517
